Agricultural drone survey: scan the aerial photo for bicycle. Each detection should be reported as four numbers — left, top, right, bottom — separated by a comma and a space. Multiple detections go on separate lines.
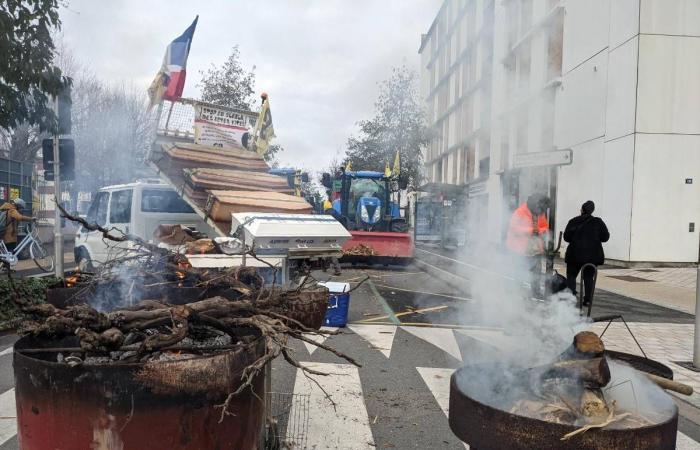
0, 221, 55, 272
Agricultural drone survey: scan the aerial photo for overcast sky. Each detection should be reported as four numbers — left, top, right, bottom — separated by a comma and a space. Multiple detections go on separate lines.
59, 0, 441, 171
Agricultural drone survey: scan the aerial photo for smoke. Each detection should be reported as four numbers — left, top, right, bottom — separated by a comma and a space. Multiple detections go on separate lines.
603, 360, 677, 426
448, 198, 676, 424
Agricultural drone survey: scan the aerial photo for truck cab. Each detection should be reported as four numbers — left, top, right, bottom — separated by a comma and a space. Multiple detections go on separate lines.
74, 180, 215, 269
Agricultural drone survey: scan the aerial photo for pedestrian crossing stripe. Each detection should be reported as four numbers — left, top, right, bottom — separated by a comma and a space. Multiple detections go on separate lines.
401, 326, 462, 361
347, 324, 396, 358
292, 362, 375, 449
301, 327, 336, 355
0, 389, 16, 446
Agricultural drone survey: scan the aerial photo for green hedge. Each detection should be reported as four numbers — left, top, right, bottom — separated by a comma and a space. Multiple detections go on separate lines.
0, 276, 57, 331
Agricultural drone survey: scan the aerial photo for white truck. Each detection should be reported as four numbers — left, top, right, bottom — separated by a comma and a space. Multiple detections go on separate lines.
73, 179, 215, 270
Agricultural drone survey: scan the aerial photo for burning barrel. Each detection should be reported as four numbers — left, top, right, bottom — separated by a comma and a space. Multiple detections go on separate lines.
448, 361, 679, 450
14, 335, 266, 450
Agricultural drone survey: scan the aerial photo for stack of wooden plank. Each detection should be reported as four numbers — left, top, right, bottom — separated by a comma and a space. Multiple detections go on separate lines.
183, 168, 293, 205
154, 142, 270, 188
207, 190, 313, 234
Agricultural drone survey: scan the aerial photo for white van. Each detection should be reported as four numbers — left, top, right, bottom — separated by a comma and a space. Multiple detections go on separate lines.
74, 180, 215, 269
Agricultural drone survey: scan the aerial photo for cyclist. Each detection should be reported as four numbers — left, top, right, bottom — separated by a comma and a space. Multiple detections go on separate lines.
1, 198, 35, 253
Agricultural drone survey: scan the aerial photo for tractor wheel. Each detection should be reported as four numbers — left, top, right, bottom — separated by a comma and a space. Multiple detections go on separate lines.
390, 219, 408, 233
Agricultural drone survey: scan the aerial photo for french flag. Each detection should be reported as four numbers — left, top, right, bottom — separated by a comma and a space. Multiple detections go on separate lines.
161, 16, 198, 101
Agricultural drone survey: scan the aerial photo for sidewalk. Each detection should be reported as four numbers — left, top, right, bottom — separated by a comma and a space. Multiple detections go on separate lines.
555, 263, 697, 314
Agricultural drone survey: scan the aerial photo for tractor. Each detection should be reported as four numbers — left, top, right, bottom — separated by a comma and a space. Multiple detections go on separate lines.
321, 168, 413, 265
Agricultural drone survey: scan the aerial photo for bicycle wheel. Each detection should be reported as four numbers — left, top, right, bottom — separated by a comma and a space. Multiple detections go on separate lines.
30, 241, 54, 273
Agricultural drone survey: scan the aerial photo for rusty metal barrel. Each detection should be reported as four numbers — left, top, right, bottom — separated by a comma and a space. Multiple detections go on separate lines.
14, 335, 266, 450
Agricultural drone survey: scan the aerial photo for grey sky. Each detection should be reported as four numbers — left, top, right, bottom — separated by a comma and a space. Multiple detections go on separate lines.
59, 0, 441, 171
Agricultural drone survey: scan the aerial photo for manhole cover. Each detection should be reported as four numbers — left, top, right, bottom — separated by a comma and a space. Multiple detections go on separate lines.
608, 275, 655, 283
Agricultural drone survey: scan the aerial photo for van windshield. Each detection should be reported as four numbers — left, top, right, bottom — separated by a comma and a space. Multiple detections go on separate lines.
141, 189, 195, 213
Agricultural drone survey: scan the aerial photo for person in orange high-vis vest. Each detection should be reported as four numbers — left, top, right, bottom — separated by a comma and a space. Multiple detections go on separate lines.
506, 194, 550, 297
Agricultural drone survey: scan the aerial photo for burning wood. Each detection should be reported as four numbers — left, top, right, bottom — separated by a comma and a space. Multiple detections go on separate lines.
3, 205, 360, 422
509, 331, 687, 438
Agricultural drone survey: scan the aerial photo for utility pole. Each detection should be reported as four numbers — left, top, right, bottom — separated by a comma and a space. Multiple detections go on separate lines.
693, 238, 700, 367
53, 97, 64, 279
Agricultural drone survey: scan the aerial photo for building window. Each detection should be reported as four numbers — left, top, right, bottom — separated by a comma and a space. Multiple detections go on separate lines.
479, 157, 490, 179
517, 116, 529, 154
518, 43, 531, 93
521, 0, 533, 34
541, 90, 556, 150
546, 14, 563, 81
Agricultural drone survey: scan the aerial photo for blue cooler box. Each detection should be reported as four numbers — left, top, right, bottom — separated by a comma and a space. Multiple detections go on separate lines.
319, 282, 350, 327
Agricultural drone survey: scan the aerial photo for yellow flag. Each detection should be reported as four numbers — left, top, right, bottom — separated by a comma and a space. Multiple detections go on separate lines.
392, 150, 400, 177
384, 161, 391, 177
345, 161, 352, 171
253, 98, 276, 156
147, 72, 167, 110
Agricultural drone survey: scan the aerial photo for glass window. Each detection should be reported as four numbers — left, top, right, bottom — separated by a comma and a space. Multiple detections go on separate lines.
141, 189, 195, 213
109, 189, 133, 223
87, 192, 109, 227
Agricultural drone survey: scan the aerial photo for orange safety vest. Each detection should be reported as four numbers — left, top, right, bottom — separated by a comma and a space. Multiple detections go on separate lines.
506, 203, 549, 255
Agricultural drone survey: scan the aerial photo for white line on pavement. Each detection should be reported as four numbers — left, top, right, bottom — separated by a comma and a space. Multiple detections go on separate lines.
416, 367, 468, 449
0, 347, 13, 357
402, 326, 462, 361
0, 388, 16, 446
301, 327, 336, 355
291, 362, 374, 450
348, 324, 396, 358
677, 431, 700, 450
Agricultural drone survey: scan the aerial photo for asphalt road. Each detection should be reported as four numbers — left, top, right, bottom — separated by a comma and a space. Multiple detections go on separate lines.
0, 264, 698, 448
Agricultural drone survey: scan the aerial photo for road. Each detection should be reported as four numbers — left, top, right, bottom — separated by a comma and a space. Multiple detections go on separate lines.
0, 265, 698, 448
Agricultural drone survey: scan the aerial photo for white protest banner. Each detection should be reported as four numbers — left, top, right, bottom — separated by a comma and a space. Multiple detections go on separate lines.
193, 103, 258, 149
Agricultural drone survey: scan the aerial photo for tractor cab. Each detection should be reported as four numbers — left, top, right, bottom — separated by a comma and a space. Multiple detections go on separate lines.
323, 170, 407, 233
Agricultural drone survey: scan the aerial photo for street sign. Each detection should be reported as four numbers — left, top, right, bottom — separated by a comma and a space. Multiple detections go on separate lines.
513, 149, 573, 169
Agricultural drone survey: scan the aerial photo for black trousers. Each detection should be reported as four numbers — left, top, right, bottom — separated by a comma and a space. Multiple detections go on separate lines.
566, 263, 596, 304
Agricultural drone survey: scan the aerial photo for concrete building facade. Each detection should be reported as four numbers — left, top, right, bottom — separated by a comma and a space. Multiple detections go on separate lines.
419, 0, 700, 263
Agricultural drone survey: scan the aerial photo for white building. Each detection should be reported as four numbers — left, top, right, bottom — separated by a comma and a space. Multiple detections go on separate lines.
419, 0, 700, 264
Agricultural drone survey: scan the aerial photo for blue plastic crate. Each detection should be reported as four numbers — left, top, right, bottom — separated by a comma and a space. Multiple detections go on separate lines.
319, 282, 350, 327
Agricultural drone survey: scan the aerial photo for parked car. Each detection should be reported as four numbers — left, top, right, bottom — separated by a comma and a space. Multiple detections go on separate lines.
74, 180, 214, 270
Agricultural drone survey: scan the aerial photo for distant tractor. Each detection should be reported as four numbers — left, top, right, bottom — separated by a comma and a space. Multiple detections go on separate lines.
322, 168, 412, 265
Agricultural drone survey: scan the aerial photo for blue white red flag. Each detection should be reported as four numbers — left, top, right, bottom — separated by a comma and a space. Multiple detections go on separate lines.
148, 16, 198, 107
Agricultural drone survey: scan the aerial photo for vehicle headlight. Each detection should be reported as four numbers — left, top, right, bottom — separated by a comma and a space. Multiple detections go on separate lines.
373, 207, 381, 222
360, 208, 369, 222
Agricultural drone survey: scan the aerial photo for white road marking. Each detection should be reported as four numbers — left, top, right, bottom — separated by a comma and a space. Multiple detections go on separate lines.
291, 362, 374, 449
416, 368, 468, 449
0, 388, 16, 446
677, 432, 700, 450
348, 324, 396, 358
0, 347, 12, 357
301, 327, 336, 355
454, 328, 513, 353
401, 326, 462, 361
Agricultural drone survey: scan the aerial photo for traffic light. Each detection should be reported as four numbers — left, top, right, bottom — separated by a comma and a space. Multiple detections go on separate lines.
42, 138, 75, 181
57, 85, 72, 135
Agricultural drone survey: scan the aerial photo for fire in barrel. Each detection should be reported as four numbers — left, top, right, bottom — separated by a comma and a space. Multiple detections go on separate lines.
7, 233, 356, 450
449, 331, 688, 450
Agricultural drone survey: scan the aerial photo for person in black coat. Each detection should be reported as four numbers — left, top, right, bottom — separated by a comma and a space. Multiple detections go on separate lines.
563, 200, 610, 306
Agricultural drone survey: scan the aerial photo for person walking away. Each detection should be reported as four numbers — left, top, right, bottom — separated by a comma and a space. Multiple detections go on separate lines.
506, 194, 551, 296
0, 198, 35, 252
563, 200, 609, 306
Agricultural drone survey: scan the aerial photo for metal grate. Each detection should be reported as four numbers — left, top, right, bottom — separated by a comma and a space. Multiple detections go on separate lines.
268, 392, 310, 449
158, 100, 196, 138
